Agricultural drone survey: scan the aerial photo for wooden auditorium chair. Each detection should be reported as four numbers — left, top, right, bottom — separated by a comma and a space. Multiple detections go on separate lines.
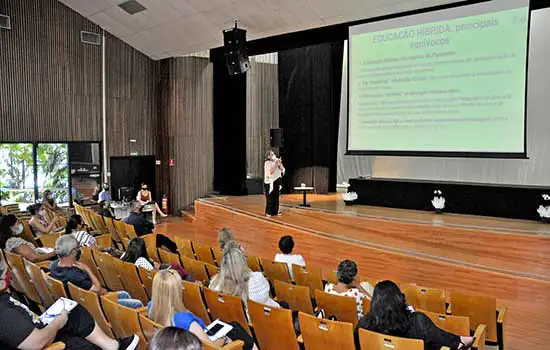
202, 340, 245, 350
113, 259, 150, 304
182, 281, 212, 324
92, 249, 125, 291
194, 243, 217, 266
246, 255, 262, 272
101, 293, 147, 349
24, 260, 55, 308
38, 233, 61, 248
142, 234, 161, 263
114, 220, 130, 240
421, 310, 487, 350
314, 289, 360, 325
123, 223, 139, 239
273, 280, 314, 314
403, 284, 446, 314
292, 265, 324, 298
175, 237, 196, 259
212, 247, 223, 266
137, 266, 157, 298
247, 300, 299, 350
80, 247, 106, 287
68, 282, 115, 338
159, 249, 182, 266
203, 288, 251, 335
104, 217, 124, 250
450, 291, 508, 349
358, 328, 424, 350
260, 258, 292, 284
44, 273, 69, 300
138, 313, 163, 343
298, 312, 355, 349
180, 255, 210, 284
4, 250, 42, 305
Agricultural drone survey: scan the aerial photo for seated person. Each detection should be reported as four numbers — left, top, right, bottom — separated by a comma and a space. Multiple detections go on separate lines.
274, 235, 305, 279
124, 203, 178, 253
148, 327, 202, 350
28, 203, 61, 235
65, 214, 97, 248
356, 281, 474, 350
217, 227, 245, 253
149, 270, 257, 350
136, 183, 167, 224
121, 237, 160, 271
98, 200, 114, 219
325, 259, 372, 319
0, 214, 56, 262
49, 235, 143, 309
210, 247, 279, 311
98, 184, 111, 204
0, 264, 140, 350
42, 190, 60, 211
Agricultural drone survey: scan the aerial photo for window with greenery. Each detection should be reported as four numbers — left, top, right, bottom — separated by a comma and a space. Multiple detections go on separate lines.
0, 143, 35, 209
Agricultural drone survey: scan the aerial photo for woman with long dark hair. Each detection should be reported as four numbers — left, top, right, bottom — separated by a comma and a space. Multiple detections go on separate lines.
355, 281, 474, 350
28, 203, 61, 235
65, 214, 97, 248
121, 237, 159, 271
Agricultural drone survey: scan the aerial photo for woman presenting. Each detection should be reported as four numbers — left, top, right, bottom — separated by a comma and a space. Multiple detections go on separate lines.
264, 150, 285, 217
136, 183, 167, 224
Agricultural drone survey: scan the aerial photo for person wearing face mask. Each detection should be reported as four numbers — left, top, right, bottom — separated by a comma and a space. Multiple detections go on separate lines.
42, 190, 60, 211
28, 204, 62, 235
136, 183, 167, 225
98, 200, 114, 219
0, 264, 141, 350
49, 235, 143, 309
98, 183, 112, 203
64, 214, 97, 248
263, 150, 285, 217
0, 214, 56, 262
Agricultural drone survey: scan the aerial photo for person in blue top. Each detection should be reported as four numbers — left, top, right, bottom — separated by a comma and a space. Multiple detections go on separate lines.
147, 269, 257, 350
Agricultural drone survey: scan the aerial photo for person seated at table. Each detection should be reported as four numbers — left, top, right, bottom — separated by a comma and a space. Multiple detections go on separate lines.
28, 203, 61, 235
148, 327, 202, 350
49, 235, 143, 309
149, 270, 257, 350
210, 246, 279, 312
124, 203, 178, 253
355, 280, 474, 350
136, 183, 167, 224
0, 214, 56, 262
0, 264, 140, 350
41, 190, 60, 211
64, 214, 97, 248
274, 235, 305, 279
98, 184, 111, 203
98, 200, 114, 219
324, 259, 372, 319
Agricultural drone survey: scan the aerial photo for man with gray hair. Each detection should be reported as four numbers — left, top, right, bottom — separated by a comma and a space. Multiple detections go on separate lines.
50, 235, 143, 309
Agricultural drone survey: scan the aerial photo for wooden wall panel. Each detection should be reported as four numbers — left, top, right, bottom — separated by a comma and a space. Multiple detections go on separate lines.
246, 60, 279, 178
0, 0, 102, 142
105, 32, 158, 159
158, 57, 214, 211
194, 200, 550, 350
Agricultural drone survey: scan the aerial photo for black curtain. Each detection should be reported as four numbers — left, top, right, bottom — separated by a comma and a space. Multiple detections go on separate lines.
212, 58, 248, 195
278, 42, 344, 193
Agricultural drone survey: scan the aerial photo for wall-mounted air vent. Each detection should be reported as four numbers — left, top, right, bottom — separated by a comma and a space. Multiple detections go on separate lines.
81, 31, 101, 45
0, 14, 11, 30
118, 0, 147, 15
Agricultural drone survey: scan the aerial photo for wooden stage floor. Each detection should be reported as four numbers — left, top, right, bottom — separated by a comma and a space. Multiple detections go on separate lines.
158, 194, 550, 350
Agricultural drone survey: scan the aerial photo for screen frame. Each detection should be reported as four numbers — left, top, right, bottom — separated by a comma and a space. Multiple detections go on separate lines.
345, 0, 532, 159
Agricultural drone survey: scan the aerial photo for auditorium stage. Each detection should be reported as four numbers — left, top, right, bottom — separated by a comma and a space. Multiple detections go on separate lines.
188, 194, 550, 350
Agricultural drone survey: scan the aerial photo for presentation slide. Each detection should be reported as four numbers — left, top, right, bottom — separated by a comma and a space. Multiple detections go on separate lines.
348, 0, 530, 155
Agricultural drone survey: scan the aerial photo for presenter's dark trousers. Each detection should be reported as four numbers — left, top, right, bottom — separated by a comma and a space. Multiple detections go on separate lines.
264, 177, 281, 216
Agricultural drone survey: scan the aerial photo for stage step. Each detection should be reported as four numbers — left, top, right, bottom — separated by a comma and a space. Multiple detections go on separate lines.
179, 205, 196, 223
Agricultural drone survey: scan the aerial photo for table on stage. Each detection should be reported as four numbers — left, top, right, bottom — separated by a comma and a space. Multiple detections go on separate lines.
293, 186, 314, 207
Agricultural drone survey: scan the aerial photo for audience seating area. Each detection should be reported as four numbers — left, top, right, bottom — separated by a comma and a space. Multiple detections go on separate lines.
0, 203, 508, 350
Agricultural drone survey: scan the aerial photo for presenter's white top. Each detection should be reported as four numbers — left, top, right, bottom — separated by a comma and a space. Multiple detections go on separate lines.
264, 160, 285, 184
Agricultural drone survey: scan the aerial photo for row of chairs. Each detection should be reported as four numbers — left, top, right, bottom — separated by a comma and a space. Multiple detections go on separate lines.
175, 237, 507, 349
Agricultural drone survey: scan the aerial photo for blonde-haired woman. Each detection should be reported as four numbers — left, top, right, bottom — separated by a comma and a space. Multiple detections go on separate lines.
209, 247, 279, 309
148, 270, 257, 350
217, 228, 245, 253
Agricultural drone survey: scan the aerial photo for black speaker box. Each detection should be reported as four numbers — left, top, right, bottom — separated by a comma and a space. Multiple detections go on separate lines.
270, 128, 284, 148
223, 27, 250, 75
